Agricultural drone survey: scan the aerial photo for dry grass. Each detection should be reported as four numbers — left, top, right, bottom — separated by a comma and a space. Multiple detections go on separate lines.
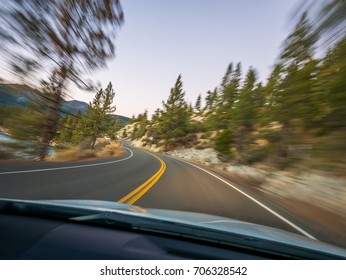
96, 141, 122, 157
50, 141, 123, 162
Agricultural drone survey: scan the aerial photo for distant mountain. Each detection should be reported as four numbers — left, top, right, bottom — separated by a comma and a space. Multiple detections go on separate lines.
61, 100, 89, 115
0, 84, 34, 107
0, 83, 130, 124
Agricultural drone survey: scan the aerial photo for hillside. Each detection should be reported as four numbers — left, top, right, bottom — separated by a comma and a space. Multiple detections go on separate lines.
117, 110, 346, 222
0, 83, 130, 123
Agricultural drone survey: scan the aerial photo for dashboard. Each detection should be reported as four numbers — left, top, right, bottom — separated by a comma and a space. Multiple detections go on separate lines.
1, 213, 272, 260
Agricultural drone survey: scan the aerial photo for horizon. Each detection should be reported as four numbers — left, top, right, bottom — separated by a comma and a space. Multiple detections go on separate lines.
0, 0, 301, 118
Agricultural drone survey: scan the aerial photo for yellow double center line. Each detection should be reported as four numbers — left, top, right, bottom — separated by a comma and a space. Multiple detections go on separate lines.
118, 151, 166, 205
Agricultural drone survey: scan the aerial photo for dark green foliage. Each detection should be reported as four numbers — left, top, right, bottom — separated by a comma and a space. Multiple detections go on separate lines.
195, 94, 202, 113
122, 6, 344, 170
204, 88, 218, 111
154, 75, 190, 150
131, 110, 149, 140
232, 67, 258, 128
56, 112, 82, 145
187, 122, 206, 134
73, 82, 116, 148
205, 62, 242, 131
280, 12, 317, 67
215, 130, 233, 161
314, 36, 346, 132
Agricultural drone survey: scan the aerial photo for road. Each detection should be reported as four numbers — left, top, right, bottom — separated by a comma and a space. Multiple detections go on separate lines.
0, 145, 333, 243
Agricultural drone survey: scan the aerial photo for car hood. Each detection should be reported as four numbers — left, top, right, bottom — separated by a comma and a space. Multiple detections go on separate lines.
1, 198, 346, 258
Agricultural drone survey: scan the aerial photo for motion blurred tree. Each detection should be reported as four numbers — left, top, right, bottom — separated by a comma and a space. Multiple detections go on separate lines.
3, 85, 53, 157
0, 0, 124, 159
280, 12, 317, 67
272, 13, 318, 128
314, 36, 346, 131
294, 0, 346, 47
231, 67, 258, 156
263, 64, 284, 115
260, 12, 319, 163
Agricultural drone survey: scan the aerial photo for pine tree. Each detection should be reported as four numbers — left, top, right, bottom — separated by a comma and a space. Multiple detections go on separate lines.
205, 62, 242, 131
157, 75, 189, 150
233, 68, 258, 124
221, 62, 242, 126
295, 0, 346, 47
57, 115, 74, 144
75, 82, 116, 148
264, 63, 284, 111
280, 12, 317, 68
231, 67, 258, 157
131, 110, 149, 139
205, 88, 218, 111
314, 36, 346, 131
195, 94, 202, 113
273, 12, 319, 129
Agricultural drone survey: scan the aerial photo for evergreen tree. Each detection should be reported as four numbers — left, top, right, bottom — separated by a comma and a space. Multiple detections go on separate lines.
280, 12, 317, 67
57, 115, 74, 144
221, 62, 242, 125
212, 63, 235, 130
205, 62, 242, 131
232, 67, 258, 128
296, 0, 346, 46
131, 110, 149, 139
265, 64, 283, 104
75, 82, 116, 148
151, 109, 162, 123
156, 75, 189, 150
231, 67, 258, 159
204, 88, 218, 111
314, 36, 346, 131
272, 12, 319, 129
195, 94, 202, 113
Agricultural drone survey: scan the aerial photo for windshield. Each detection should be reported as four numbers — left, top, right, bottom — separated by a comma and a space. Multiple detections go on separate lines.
0, 0, 345, 264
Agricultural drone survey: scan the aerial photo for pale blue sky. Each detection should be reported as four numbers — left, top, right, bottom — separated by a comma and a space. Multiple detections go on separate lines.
73, 0, 300, 117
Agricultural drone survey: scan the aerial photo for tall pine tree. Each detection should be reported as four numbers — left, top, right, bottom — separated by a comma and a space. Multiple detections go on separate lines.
74, 82, 116, 148
156, 75, 189, 150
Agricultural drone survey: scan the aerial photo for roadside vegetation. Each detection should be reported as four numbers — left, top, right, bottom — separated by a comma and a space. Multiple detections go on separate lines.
0, 81, 123, 160
0, 0, 124, 160
50, 140, 122, 162
124, 12, 346, 174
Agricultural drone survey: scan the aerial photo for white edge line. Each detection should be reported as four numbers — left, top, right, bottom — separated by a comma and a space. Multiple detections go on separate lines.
0, 146, 133, 175
164, 154, 317, 240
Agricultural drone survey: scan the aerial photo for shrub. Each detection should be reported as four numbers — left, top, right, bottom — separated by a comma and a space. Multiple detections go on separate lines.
215, 130, 233, 161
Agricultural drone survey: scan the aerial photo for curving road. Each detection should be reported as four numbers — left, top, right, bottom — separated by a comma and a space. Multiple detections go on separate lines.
0, 145, 339, 245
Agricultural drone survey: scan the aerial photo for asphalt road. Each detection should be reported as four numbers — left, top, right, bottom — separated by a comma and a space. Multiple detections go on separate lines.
0, 145, 322, 241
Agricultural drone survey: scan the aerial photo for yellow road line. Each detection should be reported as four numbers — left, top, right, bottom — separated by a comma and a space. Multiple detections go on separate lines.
118, 151, 166, 205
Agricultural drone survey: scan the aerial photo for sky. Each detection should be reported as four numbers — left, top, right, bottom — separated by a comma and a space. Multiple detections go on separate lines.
3, 0, 301, 118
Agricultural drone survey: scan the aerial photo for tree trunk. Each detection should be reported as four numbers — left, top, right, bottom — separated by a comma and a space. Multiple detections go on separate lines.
37, 67, 68, 160
91, 135, 97, 149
